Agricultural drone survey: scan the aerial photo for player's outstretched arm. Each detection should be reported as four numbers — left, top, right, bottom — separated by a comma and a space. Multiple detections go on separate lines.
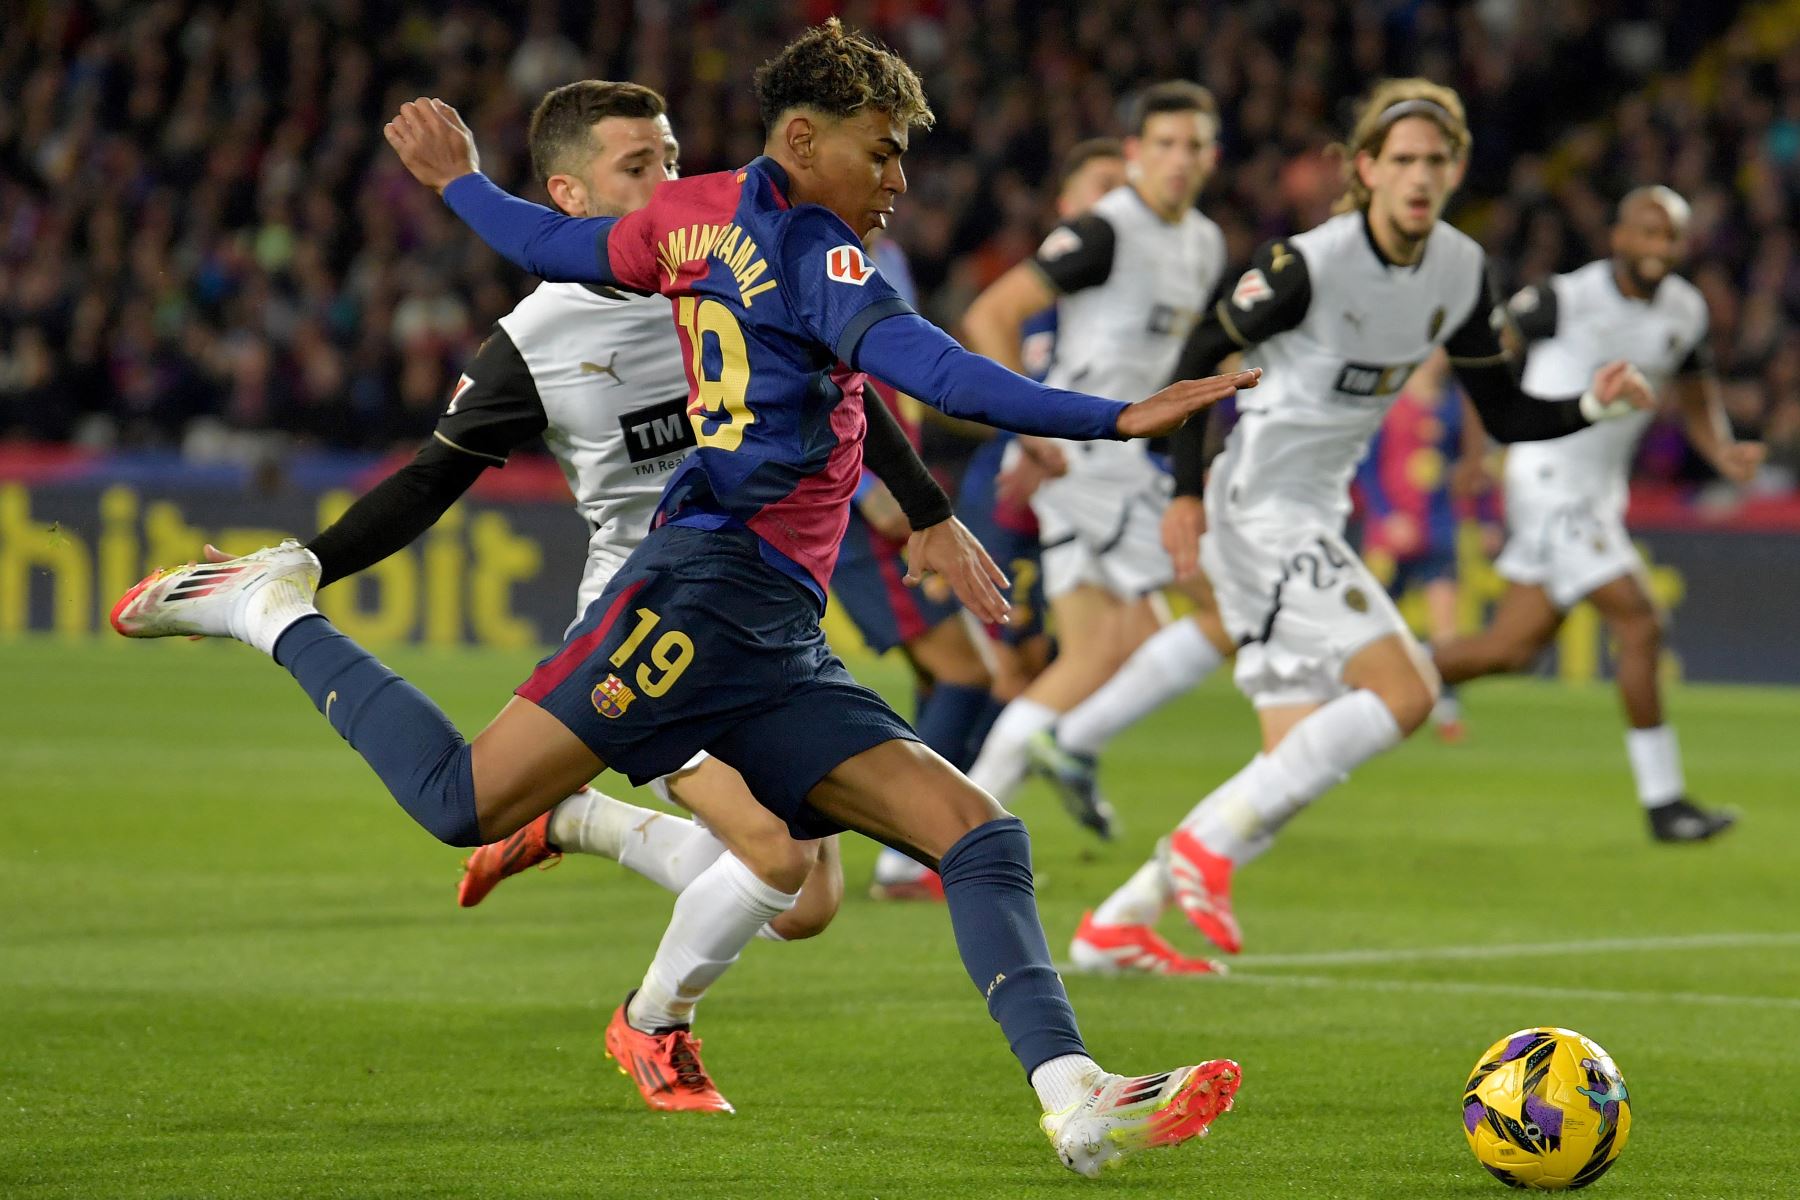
852, 310, 1256, 441
385, 98, 619, 283
1672, 372, 1765, 484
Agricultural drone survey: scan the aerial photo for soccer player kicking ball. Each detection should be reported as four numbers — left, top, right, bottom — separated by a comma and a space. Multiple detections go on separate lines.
267, 78, 997, 1114
1434, 185, 1761, 842
116, 22, 1255, 1177
1076, 79, 1657, 972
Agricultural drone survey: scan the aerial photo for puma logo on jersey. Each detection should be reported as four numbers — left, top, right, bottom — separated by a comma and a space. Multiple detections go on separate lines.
1342, 310, 1365, 332
580, 353, 623, 385
826, 245, 875, 285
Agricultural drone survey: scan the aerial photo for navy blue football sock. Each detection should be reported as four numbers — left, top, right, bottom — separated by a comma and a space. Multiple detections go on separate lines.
272, 614, 482, 846
938, 815, 1086, 1076
914, 682, 995, 772
961, 695, 1004, 768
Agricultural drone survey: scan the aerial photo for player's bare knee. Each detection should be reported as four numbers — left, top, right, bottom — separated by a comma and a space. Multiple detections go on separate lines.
734, 830, 815, 894
1497, 638, 1543, 674
773, 876, 843, 940
1612, 609, 1662, 655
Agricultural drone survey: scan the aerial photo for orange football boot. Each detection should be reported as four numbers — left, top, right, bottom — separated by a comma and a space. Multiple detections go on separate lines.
868, 869, 946, 902
1167, 829, 1244, 954
1068, 911, 1225, 976
604, 997, 734, 1114
457, 810, 559, 908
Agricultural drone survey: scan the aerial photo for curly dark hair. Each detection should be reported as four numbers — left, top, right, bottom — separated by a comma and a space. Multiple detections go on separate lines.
528, 80, 667, 183
753, 18, 934, 133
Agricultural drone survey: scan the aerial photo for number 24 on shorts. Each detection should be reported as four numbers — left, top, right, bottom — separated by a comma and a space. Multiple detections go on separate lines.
609, 607, 696, 698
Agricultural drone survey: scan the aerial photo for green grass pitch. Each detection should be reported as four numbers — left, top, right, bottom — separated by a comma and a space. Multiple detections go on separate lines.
2, 637, 1796, 1198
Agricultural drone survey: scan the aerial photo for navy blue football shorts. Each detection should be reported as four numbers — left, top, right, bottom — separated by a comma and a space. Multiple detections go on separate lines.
832, 510, 963, 654
518, 525, 918, 839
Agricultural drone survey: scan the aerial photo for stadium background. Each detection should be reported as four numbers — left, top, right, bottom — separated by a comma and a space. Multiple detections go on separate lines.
3, 6, 1800, 1200
3, 0, 1799, 678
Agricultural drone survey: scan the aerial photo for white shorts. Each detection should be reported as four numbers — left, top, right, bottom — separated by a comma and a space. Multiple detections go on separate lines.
1032, 473, 1175, 601
1494, 488, 1643, 611
1202, 521, 1417, 709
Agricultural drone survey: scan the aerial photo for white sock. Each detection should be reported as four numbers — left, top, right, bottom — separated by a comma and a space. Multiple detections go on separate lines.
1175, 755, 1273, 865
627, 852, 798, 1032
873, 845, 929, 884
968, 698, 1057, 802
1091, 851, 1173, 927
1188, 691, 1402, 851
1056, 619, 1223, 756
247, 588, 319, 657
1031, 1052, 1104, 1113
1625, 725, 1685, 808
547, 789, 728, 894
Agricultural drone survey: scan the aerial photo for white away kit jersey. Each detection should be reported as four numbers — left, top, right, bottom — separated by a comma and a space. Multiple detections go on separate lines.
1504, 259, 1710, 512
436, 282, 693, 606
1207, 211, 1490, 533
1031, 184, 1228, 485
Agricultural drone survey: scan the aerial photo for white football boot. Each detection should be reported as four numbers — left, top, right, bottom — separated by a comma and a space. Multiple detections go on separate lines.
111, 540, 321, 655
1041, 1059, 1241, 1177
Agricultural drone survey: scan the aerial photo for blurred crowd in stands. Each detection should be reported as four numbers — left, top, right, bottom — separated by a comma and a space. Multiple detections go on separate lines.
0, 1, 1795, 490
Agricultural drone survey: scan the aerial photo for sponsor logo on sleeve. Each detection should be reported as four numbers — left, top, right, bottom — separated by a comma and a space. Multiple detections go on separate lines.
445, 374, 474, 415
1231, 268, 1273, 310
1037, 227, 1083, 262
826, 245, 875, 285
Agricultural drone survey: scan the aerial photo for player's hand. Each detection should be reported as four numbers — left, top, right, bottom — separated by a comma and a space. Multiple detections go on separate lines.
1450, 454, 1496, 498
1715, 441, 1766, 484
384, 98, 480, 194
1117, 369, 1260, 439
996, 444, 1060, 508
1160, 495, 1207, 581
903, 517, 1011, 624
1592, 361, 1654, 412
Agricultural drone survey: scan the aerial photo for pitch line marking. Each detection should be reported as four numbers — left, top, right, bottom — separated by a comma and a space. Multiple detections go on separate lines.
1218, 970, 1800, 1012
1230, 931, 1800, 969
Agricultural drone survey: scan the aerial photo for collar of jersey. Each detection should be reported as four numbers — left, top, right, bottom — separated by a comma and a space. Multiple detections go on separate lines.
1359, 210, 1428, 273
747, 155, 794, 207
1123, 181, 1188, 226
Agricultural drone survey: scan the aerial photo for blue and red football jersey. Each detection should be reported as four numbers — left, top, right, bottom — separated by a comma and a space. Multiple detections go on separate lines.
594, 157, 915, 602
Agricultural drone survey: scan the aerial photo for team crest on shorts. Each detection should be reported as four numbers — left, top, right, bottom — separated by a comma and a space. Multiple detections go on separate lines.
1344, 587, 1370, 613
592, 674, 637, 718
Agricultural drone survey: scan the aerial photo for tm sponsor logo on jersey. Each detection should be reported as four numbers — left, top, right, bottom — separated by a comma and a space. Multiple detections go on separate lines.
826, 245, 875, 285
1333, 360, 1419, 401
655, 222, 777, 306
619, 396, 699, 468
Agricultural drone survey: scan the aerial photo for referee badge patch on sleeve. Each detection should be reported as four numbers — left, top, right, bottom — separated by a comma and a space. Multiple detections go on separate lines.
1231, 268, 1273, 310
826, 246, 874, 285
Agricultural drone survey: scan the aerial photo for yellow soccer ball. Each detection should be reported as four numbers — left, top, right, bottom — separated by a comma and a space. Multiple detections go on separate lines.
1462, 1027, 1631, 1190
